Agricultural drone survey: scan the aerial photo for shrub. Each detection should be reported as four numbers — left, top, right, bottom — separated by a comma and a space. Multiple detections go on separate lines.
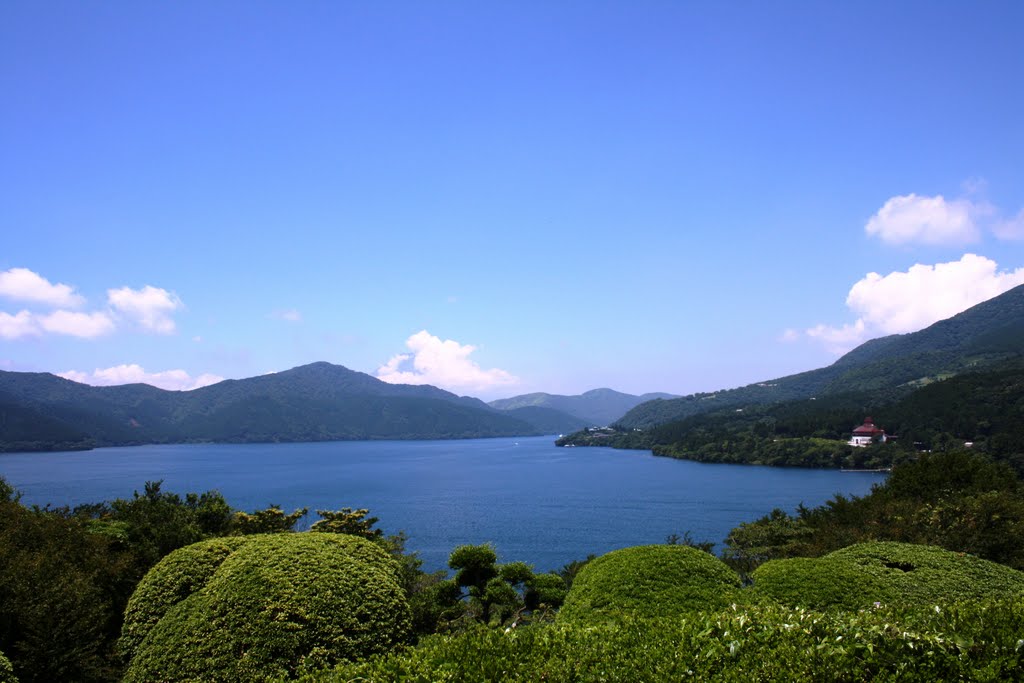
311, 599, 1024, 682
754, 541, 1024, 611
0, 650, 16, 683
119, 536, 249, 661
557, 545, 741, 623
121, 533, 411, 682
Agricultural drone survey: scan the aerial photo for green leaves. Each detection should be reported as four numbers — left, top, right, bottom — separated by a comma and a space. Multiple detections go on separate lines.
121, 533, 410, 682
558, 545, 741, 624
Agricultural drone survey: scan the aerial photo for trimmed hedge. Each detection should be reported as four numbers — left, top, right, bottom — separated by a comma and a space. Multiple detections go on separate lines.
0, 650, 16, 683
311, 599, 1024, 682
557, 545, 741, 623
121, 533, 411, 682
119, 536, 249, 661
753, 541, 1024, 610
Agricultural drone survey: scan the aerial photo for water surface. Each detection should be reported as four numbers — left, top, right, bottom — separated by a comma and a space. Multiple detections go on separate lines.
0, 436, 886, 571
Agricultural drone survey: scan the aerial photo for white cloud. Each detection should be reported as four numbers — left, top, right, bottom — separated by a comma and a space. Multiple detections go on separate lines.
270, 309, 302, 322
865, 194, 982, 246
37, 310, 115, 338
0, 309, 114, 339
376, 330, 518, 392
59, 364, 224, 391
803, 254, 1024, 353
0, 311, 40, 339
0, 268, 84, 307
108, 285, 183, 334
778, 328, 800, 343
993, 208, 1024, 241
805, 319, 867, 354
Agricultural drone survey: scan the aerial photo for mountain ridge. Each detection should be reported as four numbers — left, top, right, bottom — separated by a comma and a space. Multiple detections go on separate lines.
490, 388, 677, 426
0, 362, 561, 451
615, 283, 1024, 430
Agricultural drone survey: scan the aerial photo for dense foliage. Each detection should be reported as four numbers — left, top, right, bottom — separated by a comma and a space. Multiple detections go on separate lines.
752, 542, 1024, 611
121, 533, 411, 683
0, 485, 126, 683
118, 537, 249, 661
310, 599, 1024, 682
723, 450, 1024, 573
0, 651, 16, 683
0, 479, 406, 683
558, 545, 741, 623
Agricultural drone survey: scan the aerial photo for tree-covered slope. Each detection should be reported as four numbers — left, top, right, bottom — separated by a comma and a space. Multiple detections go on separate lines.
617, 283, 1024, 429
491, 388, 677, 426
638, 359, 1024, 470
502, 406, 590, 434
0, 362, 543, 450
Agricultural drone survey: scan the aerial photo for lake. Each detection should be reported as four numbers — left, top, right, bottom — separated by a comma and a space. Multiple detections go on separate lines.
0, 436, 886, 572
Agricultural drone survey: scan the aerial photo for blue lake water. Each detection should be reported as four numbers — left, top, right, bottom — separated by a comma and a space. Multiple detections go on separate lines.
0, 436, 886, 572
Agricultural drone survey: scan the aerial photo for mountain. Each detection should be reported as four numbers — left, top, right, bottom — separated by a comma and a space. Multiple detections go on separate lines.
501, 406, 590, 434
616, 284, 1024, 430
490, 388, 678, 426
0, 362, 547, 451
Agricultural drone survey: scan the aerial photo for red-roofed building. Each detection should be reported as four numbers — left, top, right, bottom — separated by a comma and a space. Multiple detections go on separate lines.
849, 417, 886, 447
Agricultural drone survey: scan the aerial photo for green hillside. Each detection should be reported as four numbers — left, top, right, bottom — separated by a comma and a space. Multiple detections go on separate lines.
491, 388, 677, 426
616, 283, 1024, 430
0, 362, 549, 451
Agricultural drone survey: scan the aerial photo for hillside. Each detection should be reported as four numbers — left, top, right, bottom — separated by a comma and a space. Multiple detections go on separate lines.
616, 283, 1024, 430
490, 388, 677, 426
0, 362, 550, 451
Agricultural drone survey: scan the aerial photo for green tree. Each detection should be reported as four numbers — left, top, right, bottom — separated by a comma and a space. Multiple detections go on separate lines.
310, 507, 383, 538
231, 504, 307, 534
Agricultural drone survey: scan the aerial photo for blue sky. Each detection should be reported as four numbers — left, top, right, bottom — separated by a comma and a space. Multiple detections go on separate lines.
2, 1, 1023, 400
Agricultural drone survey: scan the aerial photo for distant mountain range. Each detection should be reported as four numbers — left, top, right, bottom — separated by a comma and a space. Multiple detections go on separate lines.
0, 362, 591, 452
615, 283, 1024, 430
610, 286, 1024, 430
489, 388, 678, 427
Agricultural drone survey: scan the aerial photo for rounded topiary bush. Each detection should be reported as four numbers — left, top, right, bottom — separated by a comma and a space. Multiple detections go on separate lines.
120, 535, 250, 661
557, 545, 741, 623
753, 541, 1024, 611
122, 533, 411, 682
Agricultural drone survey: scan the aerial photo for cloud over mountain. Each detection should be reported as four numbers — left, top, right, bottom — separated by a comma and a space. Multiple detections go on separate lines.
376, 330, 518, 393
59, 364, 224, 391
805, 254, 1024, 353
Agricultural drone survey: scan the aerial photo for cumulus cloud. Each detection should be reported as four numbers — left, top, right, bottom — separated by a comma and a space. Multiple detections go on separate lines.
376, 330, 518, 392
37, 310, 116, 338
59, 364, 224, 391
108, 285, 183, 334
0, 268, 84, 307
993, 208, 1024, 241
0, 311, 39, 339
0, 309, 115, 339
865, 194, 983, 246
865, 190, 1024, 246
802, 254, 1024, 353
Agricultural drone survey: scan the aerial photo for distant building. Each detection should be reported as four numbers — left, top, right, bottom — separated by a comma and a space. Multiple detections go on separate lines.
849, 417, 886, 447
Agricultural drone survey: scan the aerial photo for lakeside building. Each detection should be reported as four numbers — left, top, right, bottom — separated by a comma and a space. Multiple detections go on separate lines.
849, 417, 887, 447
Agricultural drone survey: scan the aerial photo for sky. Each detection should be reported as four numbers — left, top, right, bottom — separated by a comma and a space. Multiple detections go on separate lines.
2, 1, 1023, 401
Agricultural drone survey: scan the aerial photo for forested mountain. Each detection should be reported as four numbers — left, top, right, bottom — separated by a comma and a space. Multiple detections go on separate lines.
0, 362, 554, 451
617, 284, 1024, 430
490, 388, 677, 426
